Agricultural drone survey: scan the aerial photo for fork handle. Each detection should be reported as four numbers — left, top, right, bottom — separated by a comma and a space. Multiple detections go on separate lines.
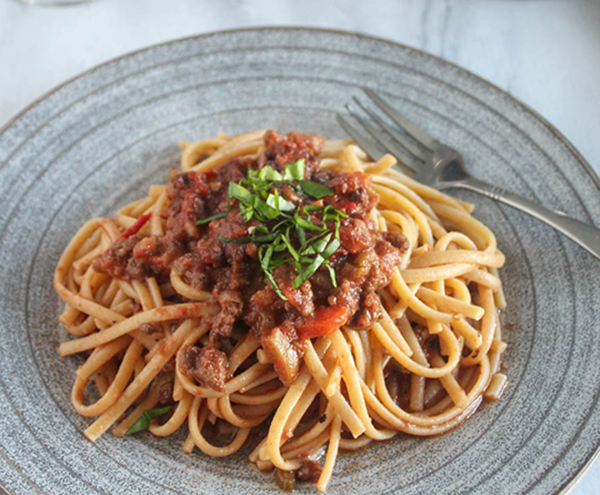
455, 177, 600, 260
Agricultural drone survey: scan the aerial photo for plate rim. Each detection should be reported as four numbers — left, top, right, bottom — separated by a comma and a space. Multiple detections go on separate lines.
0, 25, 598, 495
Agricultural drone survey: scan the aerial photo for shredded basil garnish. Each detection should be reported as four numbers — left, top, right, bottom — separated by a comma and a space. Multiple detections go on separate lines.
208, 159, 344, 299
195, 211, 228, 225
125, 406, 173, 435
283, 159, 305, 181
297, 180, 334, 199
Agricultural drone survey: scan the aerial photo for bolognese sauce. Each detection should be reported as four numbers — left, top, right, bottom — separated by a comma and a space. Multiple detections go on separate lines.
95, 131, 408, 389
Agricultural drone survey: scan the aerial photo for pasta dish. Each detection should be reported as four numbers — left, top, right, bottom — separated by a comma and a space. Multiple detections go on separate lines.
53, 130, 507, 492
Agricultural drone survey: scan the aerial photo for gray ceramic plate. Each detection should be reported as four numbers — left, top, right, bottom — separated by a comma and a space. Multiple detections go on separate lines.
1, 27, 599, 495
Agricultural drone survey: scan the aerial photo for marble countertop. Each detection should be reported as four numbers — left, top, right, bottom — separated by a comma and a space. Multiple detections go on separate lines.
1, 0, 599, 493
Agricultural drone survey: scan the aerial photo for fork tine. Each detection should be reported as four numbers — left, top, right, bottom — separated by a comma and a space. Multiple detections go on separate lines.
362, 87, 438, 151
351, 97, 430, 161
336, 114, 385, 162
345, 104, 417, 172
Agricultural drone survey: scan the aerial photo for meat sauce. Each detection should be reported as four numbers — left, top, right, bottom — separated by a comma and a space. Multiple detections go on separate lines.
95, 131, 408, 388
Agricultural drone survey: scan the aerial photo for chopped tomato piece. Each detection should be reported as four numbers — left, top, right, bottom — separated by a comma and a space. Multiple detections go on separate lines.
297, 305, 349, 340
119, 213, 151, 239
203, 169, 216, 180
335, 200, 357, 214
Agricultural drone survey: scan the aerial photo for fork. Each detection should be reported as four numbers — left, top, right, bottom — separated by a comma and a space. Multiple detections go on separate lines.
337, 88, 600, 260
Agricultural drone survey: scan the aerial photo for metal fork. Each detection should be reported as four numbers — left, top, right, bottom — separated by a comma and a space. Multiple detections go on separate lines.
337, 88, 600, 260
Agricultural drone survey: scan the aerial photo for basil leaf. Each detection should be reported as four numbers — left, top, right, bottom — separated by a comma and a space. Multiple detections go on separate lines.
293, 254, 325, 289
220, 158, 344, 300
264, 269, 288, 301
304, 205, 325, 212
324, 261, 337, 288
240, 203, 254, 222
304, 232, 332, 255
252, 233, 277, 243
296, 224, 307, 246
295, 214, 327, 232
283, 159, 305, 181
280, 199, 296, 212
126, 406, 173, 435
195, 211, 227, 225
265, 191, 296, 214
258, 166, 283, 181
322, 237, 341, 259
298, 180, 334, 199
252, 196, 279, 220
273, 241, 289, 252
229, 182, 253, 203
323, 205, 348, 218
260, 243, 275, 271
266, 193, 279, 214
218, 235, 252, 244
269, 257, 293, 270
219, 233, 276, 244
281, 234, 300, 262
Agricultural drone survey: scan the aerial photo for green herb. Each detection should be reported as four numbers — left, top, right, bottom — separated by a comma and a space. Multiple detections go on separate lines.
229, 182, 254, 203
283, 159, 305, 181
266, 190, 295, 213
195, 211, 228, 225
218, 232, 277, 244
212, 159, 345, 299
298, 180, 335, 199
303, 232, 332, 255
125, 406, 173, 435
274, 468, 296, 492
321, 237, 341, 259
259, 243, 288, 301
324, 261, 337, 287
257, 166, 283, 181
293, 254, 325, 289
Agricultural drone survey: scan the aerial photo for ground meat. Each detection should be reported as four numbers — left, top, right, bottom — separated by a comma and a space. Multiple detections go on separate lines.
156, 372, 174, 406
352, 291, 383, 330
210, 289, 244, 342
178, 345, 230, 392
130, 298, 142, 314
93, 158, 252, 283
94, 230, 187, 281
262, 130, 325, 178
324, 171, 379, 217
244, 284, 285, 335
327, 276, 361, 311
173, 252, 210, 290
369, 238, 405, 290
413, 325, 437, 361
94, 237, 137, 279
273, 265, 315, 318
94, 130, 409, 387
383, 230, 410, 252
164, 171, 210, 239
139, 322, 163, 335
295, 460, 322, 483
162, 357, 176, 373
325, 235, 405, 331
338, 217, 376, 254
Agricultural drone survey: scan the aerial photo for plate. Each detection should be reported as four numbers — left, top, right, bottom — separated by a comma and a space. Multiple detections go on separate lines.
1, 27, 599, 495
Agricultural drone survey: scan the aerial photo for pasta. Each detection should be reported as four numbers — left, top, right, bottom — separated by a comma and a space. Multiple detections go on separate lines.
54, 129, 507, 492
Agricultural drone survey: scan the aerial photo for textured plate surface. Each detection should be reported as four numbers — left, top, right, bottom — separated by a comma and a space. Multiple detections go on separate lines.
1, 27, 600, 495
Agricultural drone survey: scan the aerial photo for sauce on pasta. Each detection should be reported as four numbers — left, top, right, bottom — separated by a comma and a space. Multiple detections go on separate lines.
53, 130, 508, 492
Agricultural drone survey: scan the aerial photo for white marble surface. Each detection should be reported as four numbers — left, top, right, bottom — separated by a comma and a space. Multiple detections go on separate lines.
1, 0, 599, 493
